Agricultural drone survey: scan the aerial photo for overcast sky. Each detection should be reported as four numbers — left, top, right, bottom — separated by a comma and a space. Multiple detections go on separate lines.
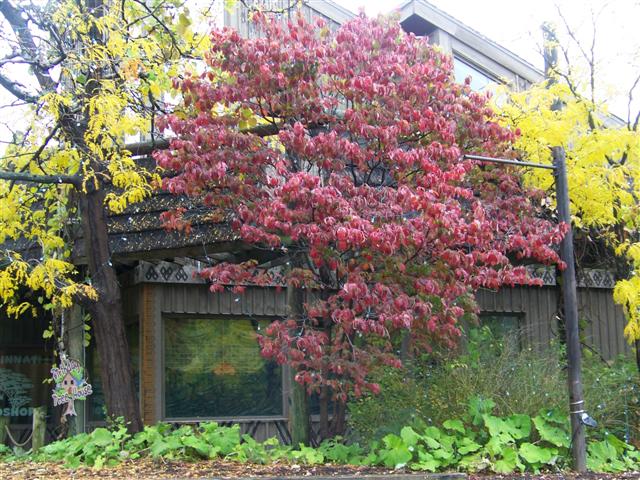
336, 0, 639, 120
0, 0, 637, 146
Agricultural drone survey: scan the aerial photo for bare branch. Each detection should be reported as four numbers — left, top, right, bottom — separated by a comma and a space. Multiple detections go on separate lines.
0, 170, 81, 186
0, 0, 57, 92
628, 71, 640, 131
0, 70, 38, 103
125, 123, 284, 156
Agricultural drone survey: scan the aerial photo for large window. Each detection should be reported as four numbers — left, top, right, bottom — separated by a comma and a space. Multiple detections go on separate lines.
453, 57, 496, 92
0, 312, 53, 424
164, 317, 282, 419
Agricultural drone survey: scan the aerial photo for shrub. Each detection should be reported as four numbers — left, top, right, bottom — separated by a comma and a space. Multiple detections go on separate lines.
348, 326, 640, 444
2, 404, 640, 473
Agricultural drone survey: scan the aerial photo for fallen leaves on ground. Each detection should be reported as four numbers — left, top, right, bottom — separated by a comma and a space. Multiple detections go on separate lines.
1, 460, 640, 480
0, 458, 397, 479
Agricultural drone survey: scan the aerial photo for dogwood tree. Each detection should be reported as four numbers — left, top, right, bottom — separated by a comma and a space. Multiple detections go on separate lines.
156, 13, 565, 437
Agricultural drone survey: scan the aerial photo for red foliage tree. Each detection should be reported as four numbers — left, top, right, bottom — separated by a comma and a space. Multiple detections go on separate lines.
155, 13, 565, 437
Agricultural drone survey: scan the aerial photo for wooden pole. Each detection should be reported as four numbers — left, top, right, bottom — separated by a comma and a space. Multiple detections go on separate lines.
0, 416, 8, 445
553, 147, 587, 472
31, 406, 46, 452
542, 22, 587, 471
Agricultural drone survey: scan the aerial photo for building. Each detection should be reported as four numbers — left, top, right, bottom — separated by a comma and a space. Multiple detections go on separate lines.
0, 0, 628, 445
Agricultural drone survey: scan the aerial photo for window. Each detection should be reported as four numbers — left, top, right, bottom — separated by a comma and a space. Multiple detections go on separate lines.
0, 312, 52, 424
479, 313, 521, 338
477, 313, 523, 353
163, 317, 282, 419
453, 57, 496, 92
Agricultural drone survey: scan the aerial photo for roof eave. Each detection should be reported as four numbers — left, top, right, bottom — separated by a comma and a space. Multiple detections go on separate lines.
397, 0, 544, 84
304, 0, 356, 25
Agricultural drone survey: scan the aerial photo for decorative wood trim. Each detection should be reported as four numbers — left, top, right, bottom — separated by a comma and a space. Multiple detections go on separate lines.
524, 266, 615, 289
526, 265, 557, 286
135, 261, 204, 285
577, 269, 616, 289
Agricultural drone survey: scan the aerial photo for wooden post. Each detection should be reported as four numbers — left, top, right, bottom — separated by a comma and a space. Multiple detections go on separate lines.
553, 147, 587, 472
31, 406, 46, 452
0, 416, 8, 445
286, 282, 310, 446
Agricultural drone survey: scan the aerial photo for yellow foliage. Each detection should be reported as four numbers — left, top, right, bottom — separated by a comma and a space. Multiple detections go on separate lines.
0, 0, 215, 317
496, 81, 640, 341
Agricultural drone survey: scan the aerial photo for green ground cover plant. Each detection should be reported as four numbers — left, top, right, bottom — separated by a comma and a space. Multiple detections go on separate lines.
1, 400, 639, 473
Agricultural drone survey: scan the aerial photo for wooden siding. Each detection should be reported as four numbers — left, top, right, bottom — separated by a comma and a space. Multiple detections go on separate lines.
130, 281, 630, 439
579, 288, 631, 359
156, 284, 288, 317
476, 286, 630, 359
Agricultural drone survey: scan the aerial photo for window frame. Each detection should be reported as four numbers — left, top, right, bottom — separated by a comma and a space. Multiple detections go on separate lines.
160, 313, 287, 422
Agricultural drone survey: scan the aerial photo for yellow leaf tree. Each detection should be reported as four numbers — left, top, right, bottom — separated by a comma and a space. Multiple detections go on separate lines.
0, 0, 216, 431
496, 14, 640, 357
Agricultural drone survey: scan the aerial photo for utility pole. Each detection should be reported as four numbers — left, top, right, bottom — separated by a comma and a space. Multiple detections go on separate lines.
544, 21, 587, 472
553, 147, 587, 471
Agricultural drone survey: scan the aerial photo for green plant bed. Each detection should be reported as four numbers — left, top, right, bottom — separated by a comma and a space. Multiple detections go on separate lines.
1, 403, 639, 474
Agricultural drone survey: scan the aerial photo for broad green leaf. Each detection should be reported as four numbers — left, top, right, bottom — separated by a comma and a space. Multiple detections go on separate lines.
604, 434, 628, 455
182, 435, 210, 457
532, 415, 570, 448
400, 426, 420, 447
587, 440, 627, 472
443, 419, 465, 434
492, 447, 521, 474
410, 451, 440, 472
518, 442, 557, 465
91, 428, 113, 447
457, 437, 482, 455
504, 414, 531, 440
380, 434, 412, 469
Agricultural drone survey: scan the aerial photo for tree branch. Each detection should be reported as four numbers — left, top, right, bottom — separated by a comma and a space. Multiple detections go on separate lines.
0, 171, 81, 186
0, 0, 57, 92
0, 71, 38, 103
627, 71, 640, 131
125, 123, 284, 155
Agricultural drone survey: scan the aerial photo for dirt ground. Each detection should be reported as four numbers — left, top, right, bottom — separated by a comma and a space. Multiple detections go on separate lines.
0, 459, 400, 479
0, 460, 638, 480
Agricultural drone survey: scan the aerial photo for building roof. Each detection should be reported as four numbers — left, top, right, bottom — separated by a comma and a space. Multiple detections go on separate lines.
304, 0, 355, 24
395, 0, 544, 84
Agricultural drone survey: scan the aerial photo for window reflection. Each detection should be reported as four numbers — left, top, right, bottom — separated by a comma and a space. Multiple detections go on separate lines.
453, 57, 496, 92
164, 317, 282, 419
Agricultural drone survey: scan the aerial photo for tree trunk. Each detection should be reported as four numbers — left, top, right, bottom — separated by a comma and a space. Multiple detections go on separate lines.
78, 188, 142, 433
286, 279, 309, 445
329, 400, 347, 438
319, 385, 329, 440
